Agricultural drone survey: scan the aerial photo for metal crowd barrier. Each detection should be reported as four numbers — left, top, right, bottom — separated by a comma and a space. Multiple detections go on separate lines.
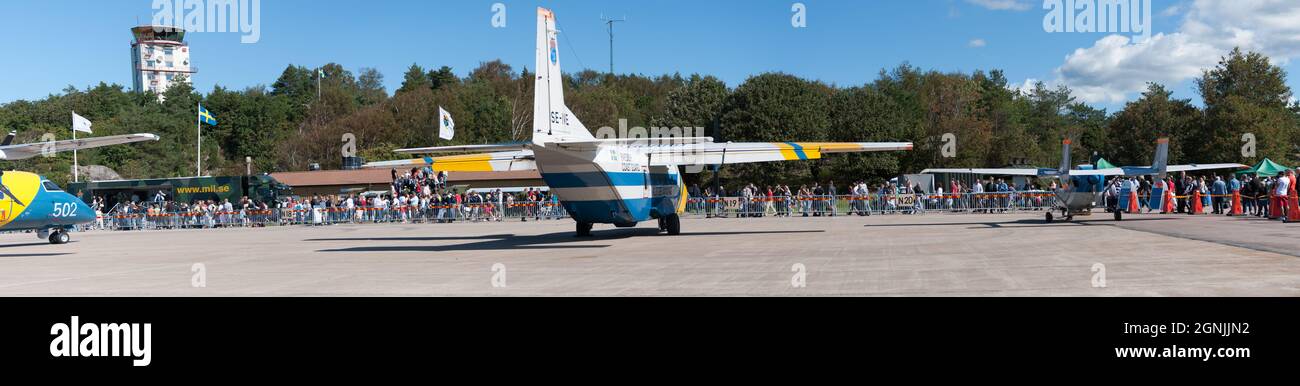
77, 190, 1297, 232
685, 192, 1057, 218
91, 202, 571, 232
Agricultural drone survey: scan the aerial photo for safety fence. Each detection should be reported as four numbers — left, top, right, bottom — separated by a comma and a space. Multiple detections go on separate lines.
682, 191, 1285, 218
90, 202, 570, 231
81, 191, 1293, 232
685, 192, 1059, 217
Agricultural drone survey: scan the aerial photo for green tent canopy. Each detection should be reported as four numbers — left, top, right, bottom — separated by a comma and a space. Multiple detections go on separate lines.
1094, 158, 1118, 169
1236, 158, 1291, 177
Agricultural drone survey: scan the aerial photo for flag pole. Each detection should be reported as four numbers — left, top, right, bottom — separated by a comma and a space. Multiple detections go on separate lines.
72, 111, 79, 183
196, 102, 202, 177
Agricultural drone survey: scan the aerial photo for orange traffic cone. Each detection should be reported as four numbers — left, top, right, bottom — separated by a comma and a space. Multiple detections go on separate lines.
1127, 189, 1140, 213
1288, 191, 1300, 222
1163, 190, 1176, 214
1191, 190, 1204, 215
1230, 191, 1243, 216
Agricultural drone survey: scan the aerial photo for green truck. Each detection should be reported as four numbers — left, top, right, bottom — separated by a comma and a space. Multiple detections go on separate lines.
67, 175, 291, 208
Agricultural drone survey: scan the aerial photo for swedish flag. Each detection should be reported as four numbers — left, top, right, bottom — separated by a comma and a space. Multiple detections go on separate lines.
198, 104, 218, 126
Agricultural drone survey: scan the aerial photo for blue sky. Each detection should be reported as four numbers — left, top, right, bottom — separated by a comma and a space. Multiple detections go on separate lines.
2, 0, 1297, 111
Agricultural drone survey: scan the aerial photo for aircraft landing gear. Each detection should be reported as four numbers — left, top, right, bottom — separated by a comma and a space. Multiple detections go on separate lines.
1045, 212, 1054, 223
1114, 210, 1123, 221
664, 214, 681, 236
576, 222, 593, 237
47, 229, 70, 245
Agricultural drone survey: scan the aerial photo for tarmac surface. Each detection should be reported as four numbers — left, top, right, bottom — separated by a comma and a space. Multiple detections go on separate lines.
0, 212, 1297, 296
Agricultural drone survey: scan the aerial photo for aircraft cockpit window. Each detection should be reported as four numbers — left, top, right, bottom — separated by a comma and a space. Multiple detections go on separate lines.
42, 181, 62, 192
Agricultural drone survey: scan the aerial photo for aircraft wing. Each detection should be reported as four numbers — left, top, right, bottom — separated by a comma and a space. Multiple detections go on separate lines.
644, 142, 912, 166
0, 133, 159, 161
394, 142, 531, 154
363, 150, 536, 172
920, 168, 1049, 176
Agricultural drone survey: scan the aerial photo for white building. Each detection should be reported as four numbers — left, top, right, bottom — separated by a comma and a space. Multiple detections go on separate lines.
130, 25, 195, 97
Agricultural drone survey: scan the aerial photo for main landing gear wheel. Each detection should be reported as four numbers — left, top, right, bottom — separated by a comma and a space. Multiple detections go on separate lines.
1045, 212, 1054, 223
48, 230, 70, 245
1114, 210, 1123, 221
665, 214, 681, 236
576, 222, 593, 237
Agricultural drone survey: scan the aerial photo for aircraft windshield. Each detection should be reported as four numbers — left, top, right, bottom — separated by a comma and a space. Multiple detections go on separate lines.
42, 181, 62, 192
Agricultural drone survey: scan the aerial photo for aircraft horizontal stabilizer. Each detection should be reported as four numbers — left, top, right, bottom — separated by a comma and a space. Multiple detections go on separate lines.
919, 168, 1051, 176
1067, 163, 1248, 176
1165, 163, 1252, 173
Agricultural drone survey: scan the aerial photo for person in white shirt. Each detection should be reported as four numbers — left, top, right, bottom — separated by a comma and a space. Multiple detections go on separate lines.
1276, 171, 1292, 219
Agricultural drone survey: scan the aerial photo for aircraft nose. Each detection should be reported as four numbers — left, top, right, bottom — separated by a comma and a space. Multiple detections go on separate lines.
74, 200, 95, 224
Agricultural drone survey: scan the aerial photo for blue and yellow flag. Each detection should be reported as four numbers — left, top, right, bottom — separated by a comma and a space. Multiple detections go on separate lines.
198, 104, 218, 126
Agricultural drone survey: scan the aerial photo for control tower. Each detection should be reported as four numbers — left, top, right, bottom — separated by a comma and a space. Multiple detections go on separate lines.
130, 25, 196, 97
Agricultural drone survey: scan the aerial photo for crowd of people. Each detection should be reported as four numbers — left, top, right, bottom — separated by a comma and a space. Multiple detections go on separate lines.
684, 170, 1300, 220
91, 168, 566, 230
91, 194, 273, 230
88, 166, 1300, 231
687, 178, 1054, 217
1102, 171, 1298, 218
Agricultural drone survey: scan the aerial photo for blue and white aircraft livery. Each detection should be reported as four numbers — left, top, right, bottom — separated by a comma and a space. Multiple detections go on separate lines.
0, 132, 159, 244
367, 8, 912, 236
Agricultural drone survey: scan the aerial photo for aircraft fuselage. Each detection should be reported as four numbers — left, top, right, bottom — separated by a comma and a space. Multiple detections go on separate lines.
0, 171, 95, 243
535, 145, 685, 227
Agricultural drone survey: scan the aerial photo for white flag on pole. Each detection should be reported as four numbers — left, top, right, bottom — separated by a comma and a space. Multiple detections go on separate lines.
72, 112, 93, 134
438, 106, 455, 140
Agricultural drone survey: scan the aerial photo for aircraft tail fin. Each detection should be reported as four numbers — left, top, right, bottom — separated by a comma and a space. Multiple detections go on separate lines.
1, 131, 14, 146
1058, 138, 1072, 176
1152, 137, 1169, 179
532, 8, 594, 147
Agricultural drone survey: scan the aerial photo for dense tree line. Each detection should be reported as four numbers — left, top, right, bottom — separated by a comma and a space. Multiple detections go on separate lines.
1, 48, 1297, 186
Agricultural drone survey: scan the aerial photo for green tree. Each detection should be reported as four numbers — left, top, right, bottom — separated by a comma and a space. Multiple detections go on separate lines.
718, 73, 833, 186
1197, 48, 1298, 164
397, 64, 430, 94
428, 66, 458, 91
1105, 83, 1199, 165
357, 67, 388, 106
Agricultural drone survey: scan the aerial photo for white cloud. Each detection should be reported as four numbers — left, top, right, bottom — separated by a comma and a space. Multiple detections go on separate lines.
965, 0, 1034, 11
1048, 0, 1300, 103
1057, 33, 1220, 103
969, 38, 987, 48
1012, 78, 1044, 95
1161, 4, 1184, 17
